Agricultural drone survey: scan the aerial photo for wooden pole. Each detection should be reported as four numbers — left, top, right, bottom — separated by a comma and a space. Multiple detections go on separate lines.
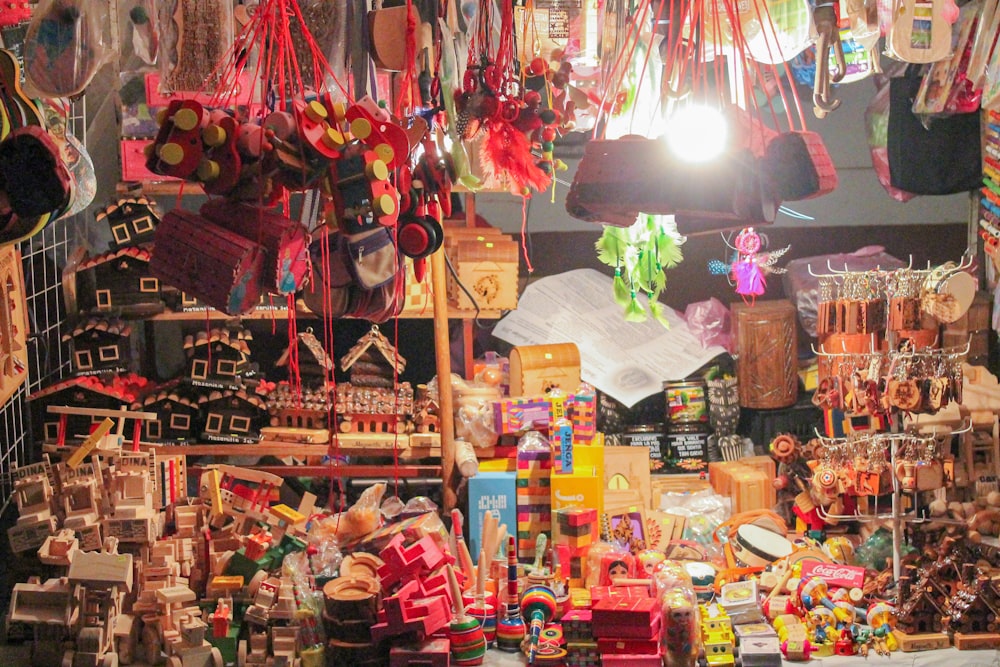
431, 245, 458, 511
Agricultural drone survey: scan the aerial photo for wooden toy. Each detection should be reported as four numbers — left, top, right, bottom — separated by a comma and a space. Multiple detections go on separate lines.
198, 199, 310, 295
378, 533, 453, 590
70, 246, 164, 316
63, 317, 131, 377
521, 585, 558, 663
336, 326, 415, 434
591, 596, 661, 640
446, 564, 486, 665
135, 381, 200, 442
7, 458, 58, 554
197, 112, 242, 196
389, 637, 452, 667
98, 196, 161, 250
468, 548, 497, 645
64, 547, 135, 667
508, 343, 581, 398
196, 389, 268, 443
6, 576, 73, 665
496, 536, 526, 652
344, 96, 410, 169
371, 579, 451, 643
146, 99, 208, 179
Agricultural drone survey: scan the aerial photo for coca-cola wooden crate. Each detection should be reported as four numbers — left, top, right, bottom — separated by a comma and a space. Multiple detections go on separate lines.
151, 209, 264, 316
799, 561, 866, 589
732, 299, 798, 409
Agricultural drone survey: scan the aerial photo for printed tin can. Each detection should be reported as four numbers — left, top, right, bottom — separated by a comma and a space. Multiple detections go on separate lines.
663, 379, 709, 426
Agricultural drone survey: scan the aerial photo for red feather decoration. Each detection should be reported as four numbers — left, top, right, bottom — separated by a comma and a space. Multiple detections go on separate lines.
479, 120, 551, 194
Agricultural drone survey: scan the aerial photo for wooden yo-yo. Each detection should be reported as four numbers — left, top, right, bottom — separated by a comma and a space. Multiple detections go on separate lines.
446, 564, 486, 665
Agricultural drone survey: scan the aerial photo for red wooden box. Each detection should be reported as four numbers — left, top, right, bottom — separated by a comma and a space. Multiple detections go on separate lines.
151, 209, 264, 315
592, 597, 661, 639
599, 653, 664, 667
199, 200, 310, 294
597, 637, 661, 655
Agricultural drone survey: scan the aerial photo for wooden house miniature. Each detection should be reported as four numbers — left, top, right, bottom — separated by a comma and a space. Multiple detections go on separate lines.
134, 381, 200, 442
97, 196, 161, 250
30, 374, 148, 445
197, 389, 268, 443
276, 328, 333, 389
266, 329, 336, 431
71, 247, 164, 316
336, 326, 414, 433
7, 459, 58, 554
63, 317, 132, 376
896, 563, 952, 634
184, 326, 253, 389
944, 565, 1000, 635
266, 382, 333, 431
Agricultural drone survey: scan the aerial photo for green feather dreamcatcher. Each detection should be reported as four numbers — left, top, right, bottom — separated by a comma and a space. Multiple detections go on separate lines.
595, 215, 685, 326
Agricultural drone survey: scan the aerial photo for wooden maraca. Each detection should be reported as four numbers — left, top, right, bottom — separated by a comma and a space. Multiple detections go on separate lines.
446, 564, 486, 666
496, 535, 526, 652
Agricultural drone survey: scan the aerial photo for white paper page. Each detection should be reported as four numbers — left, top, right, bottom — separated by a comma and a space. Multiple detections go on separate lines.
493, 268, 727, 407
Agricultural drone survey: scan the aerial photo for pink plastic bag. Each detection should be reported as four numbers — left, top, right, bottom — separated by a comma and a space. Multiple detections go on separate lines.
685, 298, 732, 352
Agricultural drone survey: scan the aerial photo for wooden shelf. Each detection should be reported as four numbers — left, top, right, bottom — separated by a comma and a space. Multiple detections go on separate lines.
144, 305, 502, 321
145, 432, 441, 459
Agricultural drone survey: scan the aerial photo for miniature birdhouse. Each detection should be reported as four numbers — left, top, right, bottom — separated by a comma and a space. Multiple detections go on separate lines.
134, 381, 199, 442
184, 326, 253, 389
72, 247, 164, 316
97, 196, 161, 250
63, 317, 131, 376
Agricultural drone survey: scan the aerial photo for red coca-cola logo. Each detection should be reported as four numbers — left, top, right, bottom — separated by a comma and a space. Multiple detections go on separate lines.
800, 561, 866, 589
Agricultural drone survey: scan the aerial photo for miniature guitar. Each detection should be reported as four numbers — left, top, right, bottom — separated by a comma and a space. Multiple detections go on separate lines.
888, 0, 958, 64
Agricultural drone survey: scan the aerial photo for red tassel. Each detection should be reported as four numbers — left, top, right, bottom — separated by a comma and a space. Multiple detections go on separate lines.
479, 120, 551, 194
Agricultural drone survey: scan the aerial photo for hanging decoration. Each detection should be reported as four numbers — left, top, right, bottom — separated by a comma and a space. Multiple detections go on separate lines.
594, 215, 685, 324
709, 228, 790, 303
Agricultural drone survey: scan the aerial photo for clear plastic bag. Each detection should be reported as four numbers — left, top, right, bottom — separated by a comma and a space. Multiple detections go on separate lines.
23, 0, 115, 98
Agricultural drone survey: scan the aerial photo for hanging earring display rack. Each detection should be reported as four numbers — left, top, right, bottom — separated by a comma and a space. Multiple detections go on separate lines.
813, 422, 971, 580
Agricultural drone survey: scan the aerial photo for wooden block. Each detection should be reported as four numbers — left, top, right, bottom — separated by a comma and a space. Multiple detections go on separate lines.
953, 632, 1000, 650
893, 630, 951, 652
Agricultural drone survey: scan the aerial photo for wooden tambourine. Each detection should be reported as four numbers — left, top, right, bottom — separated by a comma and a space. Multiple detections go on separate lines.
731, 524, 794, 568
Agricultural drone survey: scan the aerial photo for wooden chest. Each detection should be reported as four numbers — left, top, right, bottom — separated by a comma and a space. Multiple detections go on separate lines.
732, 300, 798, 409
151, 209, 264, 316
510, 343, 581, 397
446, 233, 519, 311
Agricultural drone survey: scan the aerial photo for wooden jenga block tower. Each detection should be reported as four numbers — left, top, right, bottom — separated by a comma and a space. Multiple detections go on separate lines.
517, 446, 552, 564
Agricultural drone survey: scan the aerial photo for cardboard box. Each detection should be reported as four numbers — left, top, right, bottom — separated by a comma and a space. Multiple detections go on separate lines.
468, 471, 516, 557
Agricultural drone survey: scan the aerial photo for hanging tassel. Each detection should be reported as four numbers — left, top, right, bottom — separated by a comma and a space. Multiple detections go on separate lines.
648, 296, 670, 327
625, 292, 647, 322
613, 266, 630, 306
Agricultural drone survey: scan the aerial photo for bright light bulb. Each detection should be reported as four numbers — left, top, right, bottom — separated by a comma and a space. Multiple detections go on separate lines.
664, 105, 729, 162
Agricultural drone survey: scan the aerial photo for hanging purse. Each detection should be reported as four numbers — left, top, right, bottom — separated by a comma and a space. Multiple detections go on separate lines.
887, 66, 982, 195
